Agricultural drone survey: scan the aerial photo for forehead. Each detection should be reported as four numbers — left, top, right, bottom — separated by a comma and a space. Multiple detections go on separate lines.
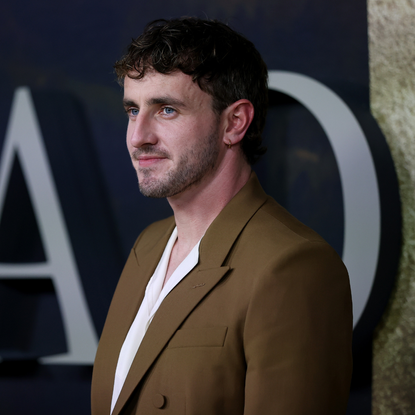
123, 71, 212, 108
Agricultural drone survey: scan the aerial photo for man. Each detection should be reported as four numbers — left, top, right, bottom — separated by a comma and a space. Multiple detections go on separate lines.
91, 17, 353, 415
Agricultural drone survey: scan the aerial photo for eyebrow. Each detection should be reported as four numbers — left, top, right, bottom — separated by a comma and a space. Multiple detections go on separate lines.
123, 99, 137, 109
122, 96, 187, 109
147, 96, 187, 108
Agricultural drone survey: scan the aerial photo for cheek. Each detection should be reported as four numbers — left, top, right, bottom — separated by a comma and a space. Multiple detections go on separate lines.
183, 120, 212, 139
126, 126, 134, 149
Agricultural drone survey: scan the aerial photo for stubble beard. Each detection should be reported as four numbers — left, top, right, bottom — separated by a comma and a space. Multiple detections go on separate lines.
134, 127, 220, 199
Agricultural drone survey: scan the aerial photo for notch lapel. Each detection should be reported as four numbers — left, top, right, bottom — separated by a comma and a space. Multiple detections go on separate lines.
92, 219, 175, 415
112, 265, 230, 415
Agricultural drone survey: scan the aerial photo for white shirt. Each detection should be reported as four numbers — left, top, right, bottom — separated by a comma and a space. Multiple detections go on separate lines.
110, 227, 201, 413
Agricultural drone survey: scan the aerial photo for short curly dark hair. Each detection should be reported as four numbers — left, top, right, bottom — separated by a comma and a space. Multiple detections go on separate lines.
115, 17, 268, 164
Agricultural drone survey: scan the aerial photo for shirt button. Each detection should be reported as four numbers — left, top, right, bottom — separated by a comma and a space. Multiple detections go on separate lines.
153, 393, 166, 409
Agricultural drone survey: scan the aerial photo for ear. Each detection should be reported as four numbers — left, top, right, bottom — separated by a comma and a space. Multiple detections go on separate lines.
222, 99, 254, 147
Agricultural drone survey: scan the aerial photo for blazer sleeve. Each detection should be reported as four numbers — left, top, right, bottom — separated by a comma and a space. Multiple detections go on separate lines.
243, 240, 353, 415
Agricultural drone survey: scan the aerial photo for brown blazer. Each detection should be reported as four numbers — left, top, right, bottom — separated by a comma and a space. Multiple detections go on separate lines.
91, 173, 353, 415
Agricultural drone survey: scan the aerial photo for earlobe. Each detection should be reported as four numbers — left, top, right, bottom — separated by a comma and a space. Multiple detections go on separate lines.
223, 99, 254, 147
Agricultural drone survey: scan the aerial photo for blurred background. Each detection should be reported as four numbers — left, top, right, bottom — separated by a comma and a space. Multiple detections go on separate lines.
0, 0, 413, 413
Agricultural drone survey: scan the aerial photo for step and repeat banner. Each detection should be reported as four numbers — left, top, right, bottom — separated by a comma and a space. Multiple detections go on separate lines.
0, 1, 401, 414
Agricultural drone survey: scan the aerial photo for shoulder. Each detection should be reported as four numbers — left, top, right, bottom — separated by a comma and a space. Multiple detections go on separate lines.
240, 196, 340, 260
234, 194, 351, 320
228, 195, 349, 295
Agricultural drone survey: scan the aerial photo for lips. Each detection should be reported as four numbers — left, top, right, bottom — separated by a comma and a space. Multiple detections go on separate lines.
136, 155, 167, 167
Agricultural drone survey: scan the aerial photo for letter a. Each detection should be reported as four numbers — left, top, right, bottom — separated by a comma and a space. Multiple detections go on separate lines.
0, 87, 97, 364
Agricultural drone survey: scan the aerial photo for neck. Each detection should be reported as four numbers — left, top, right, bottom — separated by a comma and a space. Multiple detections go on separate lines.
167, 159, 251, 253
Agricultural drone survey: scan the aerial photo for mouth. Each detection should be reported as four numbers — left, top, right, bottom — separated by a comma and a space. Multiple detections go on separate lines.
131, 147, 170, 168
135, 155, 168, 168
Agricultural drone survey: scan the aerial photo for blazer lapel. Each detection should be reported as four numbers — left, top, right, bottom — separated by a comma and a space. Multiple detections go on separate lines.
113, 218, 177, 345
112, 172, 268, 415
199, 171, 268, 269
112, 265, 230, 415
94, 218, 175, 415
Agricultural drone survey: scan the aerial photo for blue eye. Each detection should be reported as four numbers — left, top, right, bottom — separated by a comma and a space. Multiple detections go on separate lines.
131, 108, 139, 116
163, 107, 175, 115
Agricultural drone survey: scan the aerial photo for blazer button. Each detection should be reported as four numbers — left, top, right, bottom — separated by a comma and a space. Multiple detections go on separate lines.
153, 393, 166, 409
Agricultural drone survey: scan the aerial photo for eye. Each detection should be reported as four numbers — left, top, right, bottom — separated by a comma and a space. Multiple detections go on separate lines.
162, 107, 176, 115
125, 107, 139, 118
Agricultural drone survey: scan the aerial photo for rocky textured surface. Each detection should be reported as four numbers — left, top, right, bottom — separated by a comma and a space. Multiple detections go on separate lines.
368, 0, 415, 413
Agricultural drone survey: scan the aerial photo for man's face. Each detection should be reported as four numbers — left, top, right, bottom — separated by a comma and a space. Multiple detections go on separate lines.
123, 71, 221, 198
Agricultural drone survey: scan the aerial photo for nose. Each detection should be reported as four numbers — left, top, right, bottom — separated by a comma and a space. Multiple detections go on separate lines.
128, 112, 157, 149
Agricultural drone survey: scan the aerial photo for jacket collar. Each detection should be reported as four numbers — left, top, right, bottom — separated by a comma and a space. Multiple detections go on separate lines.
199, 171, 268, 269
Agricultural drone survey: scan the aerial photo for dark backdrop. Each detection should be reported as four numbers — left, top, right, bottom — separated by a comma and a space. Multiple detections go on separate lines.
0, 1, 400, 414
